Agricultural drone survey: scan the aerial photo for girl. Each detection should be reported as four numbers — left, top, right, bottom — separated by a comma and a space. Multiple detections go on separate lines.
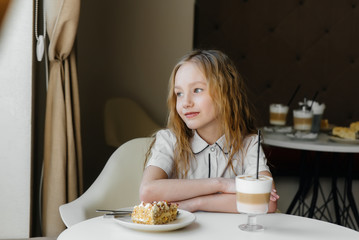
139, 50, 279, 213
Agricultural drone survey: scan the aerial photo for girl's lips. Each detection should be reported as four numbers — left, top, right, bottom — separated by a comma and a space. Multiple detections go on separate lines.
184, 112, 199, 118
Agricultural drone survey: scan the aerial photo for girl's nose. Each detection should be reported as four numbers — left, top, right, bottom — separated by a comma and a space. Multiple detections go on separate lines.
183, 95, 193, 108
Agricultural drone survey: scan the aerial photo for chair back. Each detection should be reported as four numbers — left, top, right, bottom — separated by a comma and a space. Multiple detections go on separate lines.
59, 137, 153, 227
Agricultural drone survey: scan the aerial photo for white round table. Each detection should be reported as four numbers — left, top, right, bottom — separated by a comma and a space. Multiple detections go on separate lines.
57, 212, 359, 240
262, 132, 359, 153
262, 131, 359, 230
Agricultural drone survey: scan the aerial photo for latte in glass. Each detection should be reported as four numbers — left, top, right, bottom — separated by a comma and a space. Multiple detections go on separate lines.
269, 104, 289, 126
293, 109, 313, 131
236, 175, 273, 214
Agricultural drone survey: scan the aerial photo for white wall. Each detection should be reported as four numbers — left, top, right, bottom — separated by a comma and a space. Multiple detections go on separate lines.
0, 0, 33, 238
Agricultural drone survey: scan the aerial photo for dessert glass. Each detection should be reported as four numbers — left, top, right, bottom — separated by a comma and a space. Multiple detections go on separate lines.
236, 175, 273, 231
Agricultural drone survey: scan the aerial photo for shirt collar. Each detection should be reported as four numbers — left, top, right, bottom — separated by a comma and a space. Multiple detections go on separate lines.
191, 131, 229, 154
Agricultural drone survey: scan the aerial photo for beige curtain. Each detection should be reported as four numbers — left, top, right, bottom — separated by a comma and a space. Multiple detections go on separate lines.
0, 0, 12, 27
42, 0, 82, 236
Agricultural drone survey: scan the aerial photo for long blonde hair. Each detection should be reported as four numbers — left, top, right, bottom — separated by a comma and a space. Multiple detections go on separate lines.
146, 49, 257, 178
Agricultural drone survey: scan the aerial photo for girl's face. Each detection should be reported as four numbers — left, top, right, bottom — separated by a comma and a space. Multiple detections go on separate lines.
174, 62, 222, 143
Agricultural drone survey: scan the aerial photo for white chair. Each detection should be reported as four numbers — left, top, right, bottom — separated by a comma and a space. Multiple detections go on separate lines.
104, 98, 160, 147
59, 137, 154, 228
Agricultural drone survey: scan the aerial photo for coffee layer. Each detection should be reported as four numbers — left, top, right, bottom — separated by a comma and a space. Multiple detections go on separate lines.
294, 117, 312, 130
236, 192, 270, 204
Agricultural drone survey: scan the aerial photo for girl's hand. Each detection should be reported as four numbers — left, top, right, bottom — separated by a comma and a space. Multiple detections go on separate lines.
270, 188, 280, 202
174, 198, 199, 213
268, 188, 279, 213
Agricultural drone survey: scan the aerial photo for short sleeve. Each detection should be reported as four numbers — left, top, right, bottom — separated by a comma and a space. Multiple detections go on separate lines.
146, 129, 176, 178
243, 135, 270, 175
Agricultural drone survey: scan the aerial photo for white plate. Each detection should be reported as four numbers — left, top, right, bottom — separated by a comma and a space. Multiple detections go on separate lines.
286, 132, 318, 140
329, 136, 359, 144
114, 209, 195, 232
263, 126, 293, 134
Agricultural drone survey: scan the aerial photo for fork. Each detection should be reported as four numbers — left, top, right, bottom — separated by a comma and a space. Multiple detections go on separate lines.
96, 209, 132, 216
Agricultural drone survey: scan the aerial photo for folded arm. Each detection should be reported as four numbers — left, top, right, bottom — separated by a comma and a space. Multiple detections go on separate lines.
139, 166, 234, 203
139, 166, 279, 213
175, 193, 237, 213
173, 171, 279, 213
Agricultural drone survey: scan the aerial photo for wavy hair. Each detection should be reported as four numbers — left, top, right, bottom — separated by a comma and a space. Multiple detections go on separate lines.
146, 49, 257, 178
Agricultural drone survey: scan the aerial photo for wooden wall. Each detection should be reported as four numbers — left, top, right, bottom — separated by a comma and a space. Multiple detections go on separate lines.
194, 0, 359, 127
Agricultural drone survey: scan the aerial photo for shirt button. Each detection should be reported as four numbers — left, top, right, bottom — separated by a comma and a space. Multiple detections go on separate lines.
210, 147, 215, 152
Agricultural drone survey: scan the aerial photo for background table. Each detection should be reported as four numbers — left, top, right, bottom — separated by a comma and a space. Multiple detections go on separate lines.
57, 212, 359, 240
262, 131, 359, 153
262, 131, 359, 230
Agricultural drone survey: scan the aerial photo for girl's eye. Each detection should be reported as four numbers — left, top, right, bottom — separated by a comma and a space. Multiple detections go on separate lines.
194, 88, 203, 93
176, 92, 183, 97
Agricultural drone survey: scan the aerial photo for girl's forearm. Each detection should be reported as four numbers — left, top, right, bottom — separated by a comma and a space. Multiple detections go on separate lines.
176, 193, 237, 213
140, 166, 235, 203
268, 197, 278, 213
140, 178, 226, 203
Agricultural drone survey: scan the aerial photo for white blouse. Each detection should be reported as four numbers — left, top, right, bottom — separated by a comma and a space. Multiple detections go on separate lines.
146, 129, 270, 179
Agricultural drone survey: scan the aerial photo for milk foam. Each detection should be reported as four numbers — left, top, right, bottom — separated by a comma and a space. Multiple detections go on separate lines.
270, 104, 289, 113
293, 110, 312, 118
307, 101, 325, 114
236, 175, 273, 194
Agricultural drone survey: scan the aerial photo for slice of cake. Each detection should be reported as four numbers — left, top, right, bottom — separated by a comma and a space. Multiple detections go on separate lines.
131, 201, 178, 225
332, 127, 356, 140
350, 121, 359, 132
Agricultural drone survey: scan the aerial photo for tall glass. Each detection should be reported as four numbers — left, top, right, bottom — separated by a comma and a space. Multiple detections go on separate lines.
236, 175, 273, 231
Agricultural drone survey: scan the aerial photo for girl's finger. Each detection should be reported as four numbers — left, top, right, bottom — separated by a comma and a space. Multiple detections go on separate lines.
270, 196, 277, 201
271, 191, 280, 199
